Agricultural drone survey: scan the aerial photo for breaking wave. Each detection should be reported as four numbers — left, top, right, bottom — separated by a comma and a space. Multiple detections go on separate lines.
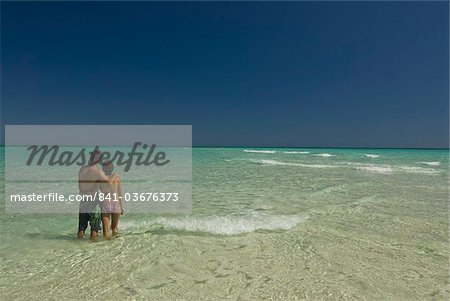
355, 166, 393, 174
419, 161, 440, 166
250, 159, 438, 175
251, 159, 335, 169
243, 149, 277, 154
396, 166, 437, 174
120, 213, 308, 235
351, 163, 437, 174
313, 153, 334, 157
283, 151, 310, 154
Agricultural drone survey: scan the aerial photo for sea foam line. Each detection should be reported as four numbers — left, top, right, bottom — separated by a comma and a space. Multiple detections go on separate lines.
418, 161, 440, 166
347, 162, 437, 174
364, 154, 380, 158
243, 149, 277, 154
396, 166, 437, 174
355, 166, 393, 174
120, 214, 308, 235
252, 159, 336, 169
251, 159, 438, 175
283, 151, 310, 154
313, 153, 334, 157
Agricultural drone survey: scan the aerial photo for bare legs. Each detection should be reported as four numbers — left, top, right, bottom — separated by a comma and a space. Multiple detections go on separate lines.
102, 213, 111, 240
101, 213, 120, 239
111, 213, 120, 237
78, 211, 99, 240
77, 229, 98, 240
90, 230, 98, 241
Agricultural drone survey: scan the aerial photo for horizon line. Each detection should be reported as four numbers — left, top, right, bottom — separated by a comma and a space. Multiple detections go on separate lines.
0, 145, 448, 150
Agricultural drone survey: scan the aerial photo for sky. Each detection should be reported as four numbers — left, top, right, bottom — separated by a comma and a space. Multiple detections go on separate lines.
1, 1, 449, 148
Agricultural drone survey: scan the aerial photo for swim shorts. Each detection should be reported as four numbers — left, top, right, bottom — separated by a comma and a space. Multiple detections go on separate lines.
78, 204, 102, 232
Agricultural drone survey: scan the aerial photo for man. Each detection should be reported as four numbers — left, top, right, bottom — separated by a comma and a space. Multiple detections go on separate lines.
77, 150, 109, 240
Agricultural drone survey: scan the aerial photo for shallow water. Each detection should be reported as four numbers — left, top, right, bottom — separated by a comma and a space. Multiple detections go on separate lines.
1, 148, 449, 300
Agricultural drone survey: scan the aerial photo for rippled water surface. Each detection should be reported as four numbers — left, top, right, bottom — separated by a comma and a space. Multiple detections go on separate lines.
1, 148, 449, 300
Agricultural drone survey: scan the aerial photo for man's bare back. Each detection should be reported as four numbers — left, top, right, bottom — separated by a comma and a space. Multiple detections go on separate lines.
77, 157, 109, 239
78, 165, 105, 195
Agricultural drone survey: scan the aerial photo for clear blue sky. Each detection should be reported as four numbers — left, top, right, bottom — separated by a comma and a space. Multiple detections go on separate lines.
1, 1, 448, 147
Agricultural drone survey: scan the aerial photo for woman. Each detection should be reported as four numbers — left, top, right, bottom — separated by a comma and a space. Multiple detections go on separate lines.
99, 160, 123, 239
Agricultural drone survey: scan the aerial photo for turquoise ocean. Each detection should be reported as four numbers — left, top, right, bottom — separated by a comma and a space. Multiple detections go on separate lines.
0, 147, 449, 300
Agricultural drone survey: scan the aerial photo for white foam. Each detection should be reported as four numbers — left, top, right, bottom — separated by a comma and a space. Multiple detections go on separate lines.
252, 159, 438, 175
313, 153, 334, 157
355, 166, 393, 174
252, 159, 335, 169
419, 161, 440, 166
353, 163, 437, 174
283, 151, 310, 154
397, 166, 437, 174
120, 214, 308, 235
364, 154, 380, 158
243, 149, 277, 154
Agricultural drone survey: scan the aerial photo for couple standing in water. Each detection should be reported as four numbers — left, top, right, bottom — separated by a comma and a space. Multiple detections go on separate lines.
77, 150, 124, 240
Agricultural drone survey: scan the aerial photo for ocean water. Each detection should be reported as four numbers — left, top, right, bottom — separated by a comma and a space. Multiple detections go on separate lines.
0, 147, 449, 300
